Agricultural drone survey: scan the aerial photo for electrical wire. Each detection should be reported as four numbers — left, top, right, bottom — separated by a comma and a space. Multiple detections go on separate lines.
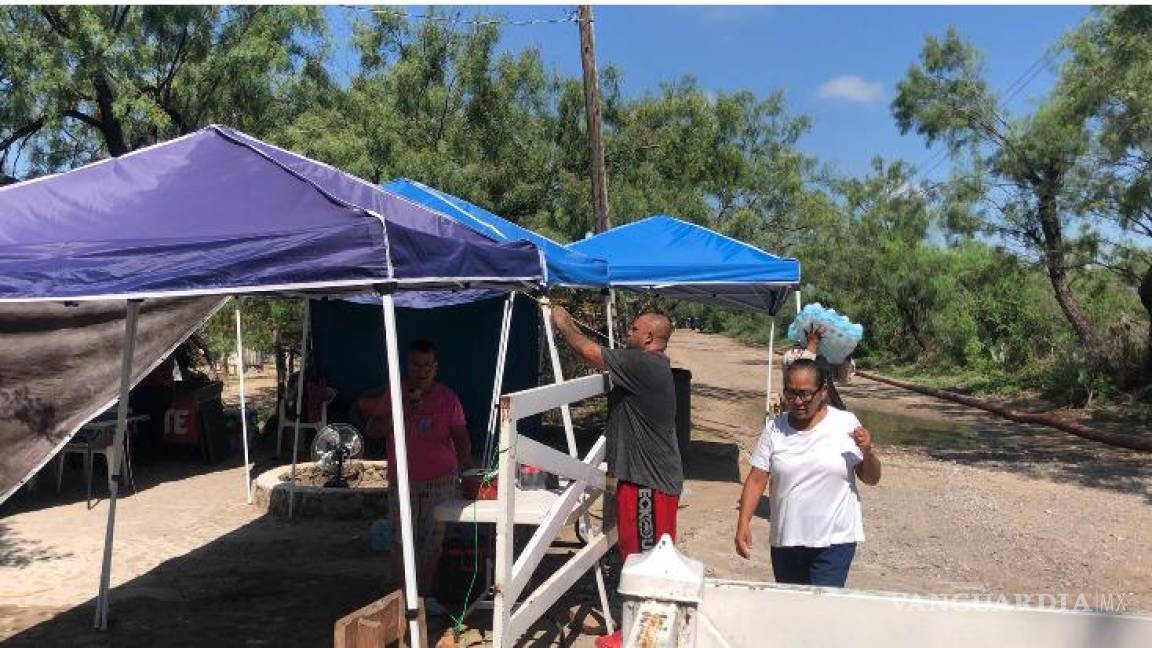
340, 5, 580, 27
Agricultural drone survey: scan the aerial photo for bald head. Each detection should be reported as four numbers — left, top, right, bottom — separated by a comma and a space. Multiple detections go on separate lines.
627, 312, 673, 352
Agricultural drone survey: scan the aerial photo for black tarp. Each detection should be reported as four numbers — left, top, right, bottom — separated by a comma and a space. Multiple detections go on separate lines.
0, 297, 225, 503
309, 294, 541, 448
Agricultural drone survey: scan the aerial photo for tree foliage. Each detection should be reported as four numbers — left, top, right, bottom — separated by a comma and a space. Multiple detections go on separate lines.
893, 27, 1098, 347
0, 5, 325, 177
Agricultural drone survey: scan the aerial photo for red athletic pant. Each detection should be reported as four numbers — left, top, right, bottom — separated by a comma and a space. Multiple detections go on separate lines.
615, 480, 678, 560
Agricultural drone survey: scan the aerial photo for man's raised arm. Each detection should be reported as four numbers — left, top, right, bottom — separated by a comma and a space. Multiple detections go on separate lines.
550, 305, 605, 370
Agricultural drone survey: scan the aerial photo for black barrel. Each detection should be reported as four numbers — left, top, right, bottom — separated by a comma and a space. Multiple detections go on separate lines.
671, 368, 692, 461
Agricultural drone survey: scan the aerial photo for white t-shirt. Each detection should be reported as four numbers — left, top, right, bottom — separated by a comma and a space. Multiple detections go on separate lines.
749, 407, 865, 548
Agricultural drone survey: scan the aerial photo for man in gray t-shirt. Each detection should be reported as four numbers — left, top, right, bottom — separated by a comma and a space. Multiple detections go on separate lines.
550, 305, 683, 561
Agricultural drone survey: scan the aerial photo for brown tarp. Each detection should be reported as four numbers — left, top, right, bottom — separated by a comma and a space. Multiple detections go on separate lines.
0, 297, 225, 503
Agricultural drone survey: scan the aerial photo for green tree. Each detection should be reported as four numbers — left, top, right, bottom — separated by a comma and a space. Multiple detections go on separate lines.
278, 7, 558, 224
1060, 6, 1152, 376
0, 5, 326, 179
892, 28, 1098, 347
806, 158, 954, 359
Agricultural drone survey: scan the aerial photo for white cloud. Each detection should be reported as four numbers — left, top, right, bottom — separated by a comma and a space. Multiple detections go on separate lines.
817, 75, 884, 104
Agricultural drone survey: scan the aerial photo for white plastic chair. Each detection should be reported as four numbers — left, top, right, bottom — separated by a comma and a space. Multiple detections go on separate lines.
275, 387, 334, 456
57, 418, 139, 507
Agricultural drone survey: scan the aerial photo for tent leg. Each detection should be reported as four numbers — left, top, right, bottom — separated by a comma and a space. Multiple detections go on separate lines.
381, 294, 422, 648
594, 559, 615, 633
235, 300, 253, 505
287, 300, 311, 520
539, 303, 578, 457
94, 299, 141, 630
795, 289, 802, 314
766, 319, 776, 420
483, 293, 515, 470
605, 289, 616, 349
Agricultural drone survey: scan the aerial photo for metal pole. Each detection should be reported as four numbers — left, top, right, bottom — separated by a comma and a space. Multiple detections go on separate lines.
578, 5, 610, 234
605, 289, 616, 349
766, 319, 776, 419
539, 303, 578, 457
287, 300, 311, 519
483, 293, 516, 470
381, 293, 422, 648
94, 299, 141, 629
795, 289, 802, 314
234, 300, 253, 504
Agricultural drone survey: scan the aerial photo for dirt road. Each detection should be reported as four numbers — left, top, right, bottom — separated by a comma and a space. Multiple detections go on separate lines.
668, 330, 1152, 612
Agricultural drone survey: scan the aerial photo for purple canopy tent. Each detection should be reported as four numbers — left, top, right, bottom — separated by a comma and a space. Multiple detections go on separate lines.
0, 125, 544, 645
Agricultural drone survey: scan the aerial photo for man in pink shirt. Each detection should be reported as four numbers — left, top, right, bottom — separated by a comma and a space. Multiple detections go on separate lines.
356, 339, 470, 615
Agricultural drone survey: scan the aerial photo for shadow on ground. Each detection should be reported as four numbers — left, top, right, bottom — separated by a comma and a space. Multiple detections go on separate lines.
0, 521, 75, 568
683, 440, 742, 483
1, 496, 613, 647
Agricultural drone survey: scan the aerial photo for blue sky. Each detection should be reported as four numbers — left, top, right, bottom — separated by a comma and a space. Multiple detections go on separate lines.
327, 4, 1092, 184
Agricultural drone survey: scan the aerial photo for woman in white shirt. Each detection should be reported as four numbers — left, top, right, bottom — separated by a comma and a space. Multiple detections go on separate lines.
734, 358, 882, 586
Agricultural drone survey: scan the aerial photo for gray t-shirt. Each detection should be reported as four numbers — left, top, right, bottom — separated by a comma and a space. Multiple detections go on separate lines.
603, 348, 683, 496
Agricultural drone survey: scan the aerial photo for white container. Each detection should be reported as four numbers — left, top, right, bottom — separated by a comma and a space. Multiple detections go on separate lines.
618, 534, 705, 648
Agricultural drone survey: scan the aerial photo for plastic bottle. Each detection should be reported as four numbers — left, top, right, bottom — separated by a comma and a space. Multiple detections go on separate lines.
517, 464, 547, 490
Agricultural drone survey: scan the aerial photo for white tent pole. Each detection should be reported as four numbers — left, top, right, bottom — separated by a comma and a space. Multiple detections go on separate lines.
234, 300, 253, 505
381, 293, 422, 648
287, 299, 311, 520
94, 299, 141, 630
605, 289, 616, 348
539, 303, 578, 457
483, 293, 516, 469
765, 319, 776, 419
795, 289, 802, 314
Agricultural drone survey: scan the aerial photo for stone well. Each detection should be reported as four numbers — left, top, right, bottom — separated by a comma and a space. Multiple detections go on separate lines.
253, 460, 390, 519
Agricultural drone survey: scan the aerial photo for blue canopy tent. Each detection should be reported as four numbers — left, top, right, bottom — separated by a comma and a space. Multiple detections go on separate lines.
380, 179, 616, 466
0, 124, 544, 642
382, 178, 609, 289
569, 214, 801, 426
0, 127, 542, 302
567, 215, 800, 315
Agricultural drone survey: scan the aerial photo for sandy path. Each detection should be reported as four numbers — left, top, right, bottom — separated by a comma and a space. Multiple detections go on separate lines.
667, 330, 1152, 613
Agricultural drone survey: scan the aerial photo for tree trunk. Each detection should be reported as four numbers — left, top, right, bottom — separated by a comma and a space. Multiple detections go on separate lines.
897, 303, 931, 354
1036, 183, 1095, 347
1139, 264, 1152, 381
856, 370, 1152, 453
93, 72, 129, 157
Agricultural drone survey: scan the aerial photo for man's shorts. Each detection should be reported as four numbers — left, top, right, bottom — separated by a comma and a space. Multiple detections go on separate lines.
388, 473, 459, 560
615, 480, 679, 560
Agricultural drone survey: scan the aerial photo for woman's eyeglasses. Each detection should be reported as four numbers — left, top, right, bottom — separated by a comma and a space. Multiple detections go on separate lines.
783, 388, 822, 403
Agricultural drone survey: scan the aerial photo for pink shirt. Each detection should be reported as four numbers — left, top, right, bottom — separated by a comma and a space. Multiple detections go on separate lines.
360, 382, 466, 483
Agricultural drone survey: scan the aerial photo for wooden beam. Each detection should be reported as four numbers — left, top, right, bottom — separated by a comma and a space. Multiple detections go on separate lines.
515, 436, 607, 489
509, 437, 606, 600
506, 529, 617, 641
502, 373, 608, 421
492, 411, 519, 647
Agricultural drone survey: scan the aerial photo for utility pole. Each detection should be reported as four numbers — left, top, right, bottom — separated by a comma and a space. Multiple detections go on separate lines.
578, 6, 620, 350
578, 5, 610, 234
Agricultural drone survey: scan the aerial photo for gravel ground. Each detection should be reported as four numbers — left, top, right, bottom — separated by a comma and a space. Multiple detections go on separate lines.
667, 330, 1152, 614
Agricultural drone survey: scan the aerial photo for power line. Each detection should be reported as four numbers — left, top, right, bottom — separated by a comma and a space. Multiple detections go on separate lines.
340, 5, 580, 27
904, 45, 1059, 193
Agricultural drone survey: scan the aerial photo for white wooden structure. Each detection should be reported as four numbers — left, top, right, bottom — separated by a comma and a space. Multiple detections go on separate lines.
484, 373, 616, 646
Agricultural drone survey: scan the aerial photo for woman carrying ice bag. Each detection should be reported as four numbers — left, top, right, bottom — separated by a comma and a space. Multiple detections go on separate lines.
733, 358, 882, 586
